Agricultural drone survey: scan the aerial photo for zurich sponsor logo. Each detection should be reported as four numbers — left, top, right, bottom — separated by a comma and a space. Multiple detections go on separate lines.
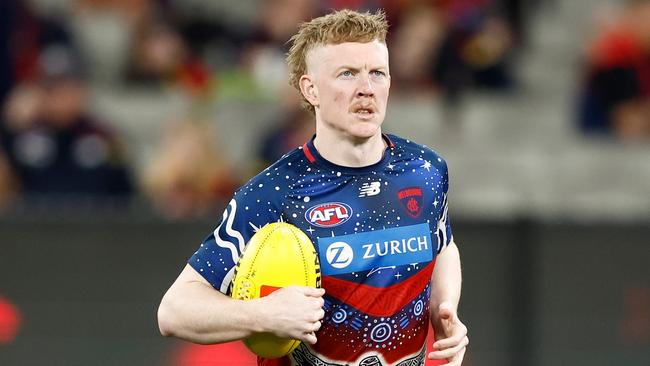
305, 202, 352, 227
318, 223, 433, 275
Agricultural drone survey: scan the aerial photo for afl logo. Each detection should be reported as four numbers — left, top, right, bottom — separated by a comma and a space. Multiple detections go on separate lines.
305, 202, 353, 227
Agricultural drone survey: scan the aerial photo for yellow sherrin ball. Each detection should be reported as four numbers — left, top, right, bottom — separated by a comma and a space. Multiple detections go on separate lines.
230, 222, 320, 358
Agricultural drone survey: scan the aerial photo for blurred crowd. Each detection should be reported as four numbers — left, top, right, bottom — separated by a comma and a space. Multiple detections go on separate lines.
4, 0, 642, 219
578, 0, 650, 141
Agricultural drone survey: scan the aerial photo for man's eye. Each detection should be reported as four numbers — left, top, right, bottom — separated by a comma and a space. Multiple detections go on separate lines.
372, 70, 386, 77
340, 70, 353, 77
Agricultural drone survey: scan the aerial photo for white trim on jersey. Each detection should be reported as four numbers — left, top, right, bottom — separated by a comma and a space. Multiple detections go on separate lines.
213, 199, 245, 264
220, 266, 236, 293
436, 193, 450, 253
225, 199, 246, 253
213, 199, 248, 292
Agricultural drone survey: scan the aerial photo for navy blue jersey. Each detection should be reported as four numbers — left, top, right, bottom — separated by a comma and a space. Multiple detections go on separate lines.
190, 134, 453, 366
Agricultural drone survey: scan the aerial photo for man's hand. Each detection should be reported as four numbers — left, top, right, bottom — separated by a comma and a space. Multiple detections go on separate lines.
428, 302, 469, 365
259, 286, 325, 344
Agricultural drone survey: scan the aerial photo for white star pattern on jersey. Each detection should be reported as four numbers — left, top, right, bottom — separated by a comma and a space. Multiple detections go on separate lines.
421, 160, 432, 171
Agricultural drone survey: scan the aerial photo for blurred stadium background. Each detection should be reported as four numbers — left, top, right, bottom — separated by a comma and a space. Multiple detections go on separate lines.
1, 0, 649, 365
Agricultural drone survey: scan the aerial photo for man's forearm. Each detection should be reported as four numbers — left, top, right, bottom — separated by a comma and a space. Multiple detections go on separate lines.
430, 240, 462, 313
158, 265, 264, 344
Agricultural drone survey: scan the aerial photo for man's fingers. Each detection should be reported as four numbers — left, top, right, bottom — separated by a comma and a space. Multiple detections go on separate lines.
444, 346, 467, 366
316, 309, 325, 321
307, 308, 325, 323
433, 325, 468, 350
301, 332, 318, 345
313, 320, 322, 332
302, 319, 322, 333
299, 286, 326, 297
428, 336, 469, 360
427, 343, 462, 360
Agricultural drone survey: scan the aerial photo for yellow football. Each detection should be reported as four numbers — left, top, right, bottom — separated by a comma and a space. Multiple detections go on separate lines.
230, 222, 320, 358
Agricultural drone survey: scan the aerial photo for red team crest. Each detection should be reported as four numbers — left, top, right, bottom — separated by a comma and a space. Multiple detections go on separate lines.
398, 187, 423, 218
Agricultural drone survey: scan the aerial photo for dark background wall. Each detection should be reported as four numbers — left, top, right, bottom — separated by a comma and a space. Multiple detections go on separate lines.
1, 218, 648, 366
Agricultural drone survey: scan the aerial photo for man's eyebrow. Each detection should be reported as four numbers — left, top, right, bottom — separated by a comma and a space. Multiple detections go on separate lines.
336, 66, 361, 72
335, 65, 388, 72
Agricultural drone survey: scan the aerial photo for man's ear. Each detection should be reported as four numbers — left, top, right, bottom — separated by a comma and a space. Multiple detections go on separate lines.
299, 75, 318, 107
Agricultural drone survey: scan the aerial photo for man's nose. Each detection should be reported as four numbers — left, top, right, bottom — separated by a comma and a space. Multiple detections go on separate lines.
357, 74, 374, 97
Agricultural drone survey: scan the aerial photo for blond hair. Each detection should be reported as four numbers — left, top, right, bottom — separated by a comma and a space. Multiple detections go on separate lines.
286, 9, 388, 113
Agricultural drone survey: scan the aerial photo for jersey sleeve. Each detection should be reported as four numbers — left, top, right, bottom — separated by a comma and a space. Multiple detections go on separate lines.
434, 158, 454, 254
189, 180, 283, 294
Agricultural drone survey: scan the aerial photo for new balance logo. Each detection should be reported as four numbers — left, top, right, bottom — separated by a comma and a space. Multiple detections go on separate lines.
359, 182, 381, 197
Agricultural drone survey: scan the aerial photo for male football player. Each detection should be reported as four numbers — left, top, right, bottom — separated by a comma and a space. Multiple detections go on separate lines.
158, 9, 468, 366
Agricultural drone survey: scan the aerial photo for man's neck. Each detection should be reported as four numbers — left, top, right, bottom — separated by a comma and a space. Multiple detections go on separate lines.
313, 128, 386, 168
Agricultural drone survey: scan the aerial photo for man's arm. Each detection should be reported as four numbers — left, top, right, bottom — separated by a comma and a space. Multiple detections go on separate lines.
427, 240, 469, 365
157, 264, 325, 345
430, 240, 462, 313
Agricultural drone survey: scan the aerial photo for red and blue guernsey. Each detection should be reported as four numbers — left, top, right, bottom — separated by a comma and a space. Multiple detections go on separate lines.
190, 134, 454, 366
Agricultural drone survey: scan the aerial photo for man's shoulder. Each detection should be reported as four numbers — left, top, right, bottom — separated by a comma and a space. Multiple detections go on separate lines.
387, 134, 448, 168
236, 147, 306, 196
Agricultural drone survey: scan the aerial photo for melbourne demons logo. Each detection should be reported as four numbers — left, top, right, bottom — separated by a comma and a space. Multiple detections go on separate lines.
305, 202, 353, 227
398, 187, 423, 218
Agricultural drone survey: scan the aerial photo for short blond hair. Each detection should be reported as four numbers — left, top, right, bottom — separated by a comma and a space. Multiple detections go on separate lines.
286, 9, 388, 113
